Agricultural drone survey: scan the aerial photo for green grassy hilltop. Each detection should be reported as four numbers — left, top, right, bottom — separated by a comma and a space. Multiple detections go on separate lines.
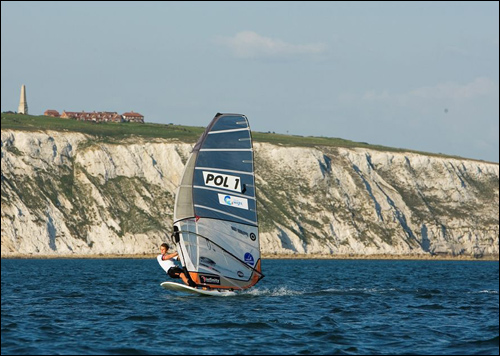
1, 113, 462, 158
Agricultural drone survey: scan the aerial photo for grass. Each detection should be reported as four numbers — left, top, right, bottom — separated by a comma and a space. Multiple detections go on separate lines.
1, 113, 205, 143
0, 113, 480, 160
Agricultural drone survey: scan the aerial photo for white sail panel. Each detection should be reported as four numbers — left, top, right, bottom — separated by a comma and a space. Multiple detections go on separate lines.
173, 152, 197, 222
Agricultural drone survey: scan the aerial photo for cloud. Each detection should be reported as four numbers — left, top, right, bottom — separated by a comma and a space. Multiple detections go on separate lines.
409, 77, 497, 100
216, 31, 327, 59
362, 77, 498, 103
443, 46, 469, 57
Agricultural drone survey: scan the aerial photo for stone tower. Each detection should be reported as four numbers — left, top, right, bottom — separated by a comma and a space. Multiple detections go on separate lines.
18, 84, 28, 114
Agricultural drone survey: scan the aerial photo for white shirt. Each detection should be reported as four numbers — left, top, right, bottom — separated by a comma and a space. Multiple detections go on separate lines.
157, 254, 178, 274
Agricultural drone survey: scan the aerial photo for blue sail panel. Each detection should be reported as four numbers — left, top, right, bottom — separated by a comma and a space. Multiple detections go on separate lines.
201, 130, 252, 150
195, 150, 254, 173
209, 115, 249, 132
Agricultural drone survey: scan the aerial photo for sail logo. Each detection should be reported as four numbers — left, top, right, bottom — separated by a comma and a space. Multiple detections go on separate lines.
218, 194, 249, 210
203, 171, 241, 192
200, 275, 220, 285
244, 253, 255, 266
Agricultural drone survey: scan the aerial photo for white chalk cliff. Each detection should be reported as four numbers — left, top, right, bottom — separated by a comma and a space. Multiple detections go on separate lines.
1, 130, 498, 257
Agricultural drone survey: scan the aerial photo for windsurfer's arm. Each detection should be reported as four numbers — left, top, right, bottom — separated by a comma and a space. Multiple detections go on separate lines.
162, 251, 179, 260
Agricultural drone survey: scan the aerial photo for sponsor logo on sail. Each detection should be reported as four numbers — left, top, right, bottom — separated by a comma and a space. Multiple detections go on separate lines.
244, 252, 255, 266
231, 226, 249, 237
203, 171, 242, 192
200, 275, 220, 285
218, 194, 248, 210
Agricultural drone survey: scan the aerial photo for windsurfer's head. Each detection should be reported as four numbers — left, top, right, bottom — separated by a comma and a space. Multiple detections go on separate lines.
160, 243, 169, 255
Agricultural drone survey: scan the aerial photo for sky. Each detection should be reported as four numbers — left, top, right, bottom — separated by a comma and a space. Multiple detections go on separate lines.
1, 1, 499, 162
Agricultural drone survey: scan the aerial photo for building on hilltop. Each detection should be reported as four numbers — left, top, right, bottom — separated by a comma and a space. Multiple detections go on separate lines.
122, 111, 144, 123
61, 111, 123, 123
60, 111, 81, 119
59, 110, 144, 123
44, 110, 60, 117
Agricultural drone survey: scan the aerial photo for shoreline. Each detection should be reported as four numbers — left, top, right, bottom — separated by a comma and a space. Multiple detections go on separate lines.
1, 253, 498, 261
262, 253, 499, 261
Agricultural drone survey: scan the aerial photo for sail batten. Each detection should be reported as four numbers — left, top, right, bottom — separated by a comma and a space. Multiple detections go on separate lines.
194, 205, 257, 226
173, 113, 263, 290
193, 185, 257, 200
208, 127, 250, 134
195, 167, 255, 176
199, 148, 253, 152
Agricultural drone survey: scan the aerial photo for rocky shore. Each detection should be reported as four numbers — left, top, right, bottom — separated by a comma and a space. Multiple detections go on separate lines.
2, 130, 498, 257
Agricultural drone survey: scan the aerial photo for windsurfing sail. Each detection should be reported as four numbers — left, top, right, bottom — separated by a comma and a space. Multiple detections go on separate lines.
172, 113, 264, 290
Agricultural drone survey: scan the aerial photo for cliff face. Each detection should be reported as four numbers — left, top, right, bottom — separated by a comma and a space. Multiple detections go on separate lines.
1, 130, 498, 257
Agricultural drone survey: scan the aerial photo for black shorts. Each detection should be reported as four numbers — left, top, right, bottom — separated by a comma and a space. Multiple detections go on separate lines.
168, 267, 184, 279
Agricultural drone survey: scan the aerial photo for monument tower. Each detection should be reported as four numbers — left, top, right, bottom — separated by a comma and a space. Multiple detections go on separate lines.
18, 84, 28, 114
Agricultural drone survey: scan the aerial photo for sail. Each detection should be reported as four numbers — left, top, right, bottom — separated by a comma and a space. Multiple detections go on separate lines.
173, 113, 263, 290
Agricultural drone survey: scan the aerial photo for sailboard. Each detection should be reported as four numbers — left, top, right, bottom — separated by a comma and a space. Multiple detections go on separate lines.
160, 281, 236, 296
160, 113, 264, 294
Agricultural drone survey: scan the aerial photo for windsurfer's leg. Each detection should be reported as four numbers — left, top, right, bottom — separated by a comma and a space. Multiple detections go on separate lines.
179, 272, 196, 287
179, 272, 191, 286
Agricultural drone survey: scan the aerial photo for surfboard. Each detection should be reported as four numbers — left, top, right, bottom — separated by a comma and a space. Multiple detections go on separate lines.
160, 281, 237, 296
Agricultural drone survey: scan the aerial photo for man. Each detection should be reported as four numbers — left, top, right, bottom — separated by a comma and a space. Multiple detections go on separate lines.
158, 243, 195, 287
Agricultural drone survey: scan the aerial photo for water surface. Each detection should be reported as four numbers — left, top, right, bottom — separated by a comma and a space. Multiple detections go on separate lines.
1, 259, 498, 354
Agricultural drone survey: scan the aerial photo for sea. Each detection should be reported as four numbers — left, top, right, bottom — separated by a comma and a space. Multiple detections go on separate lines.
1, 258, 498, 355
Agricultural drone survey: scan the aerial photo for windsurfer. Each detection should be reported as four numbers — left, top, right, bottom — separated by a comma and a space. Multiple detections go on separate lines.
160, 243, 195, 287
